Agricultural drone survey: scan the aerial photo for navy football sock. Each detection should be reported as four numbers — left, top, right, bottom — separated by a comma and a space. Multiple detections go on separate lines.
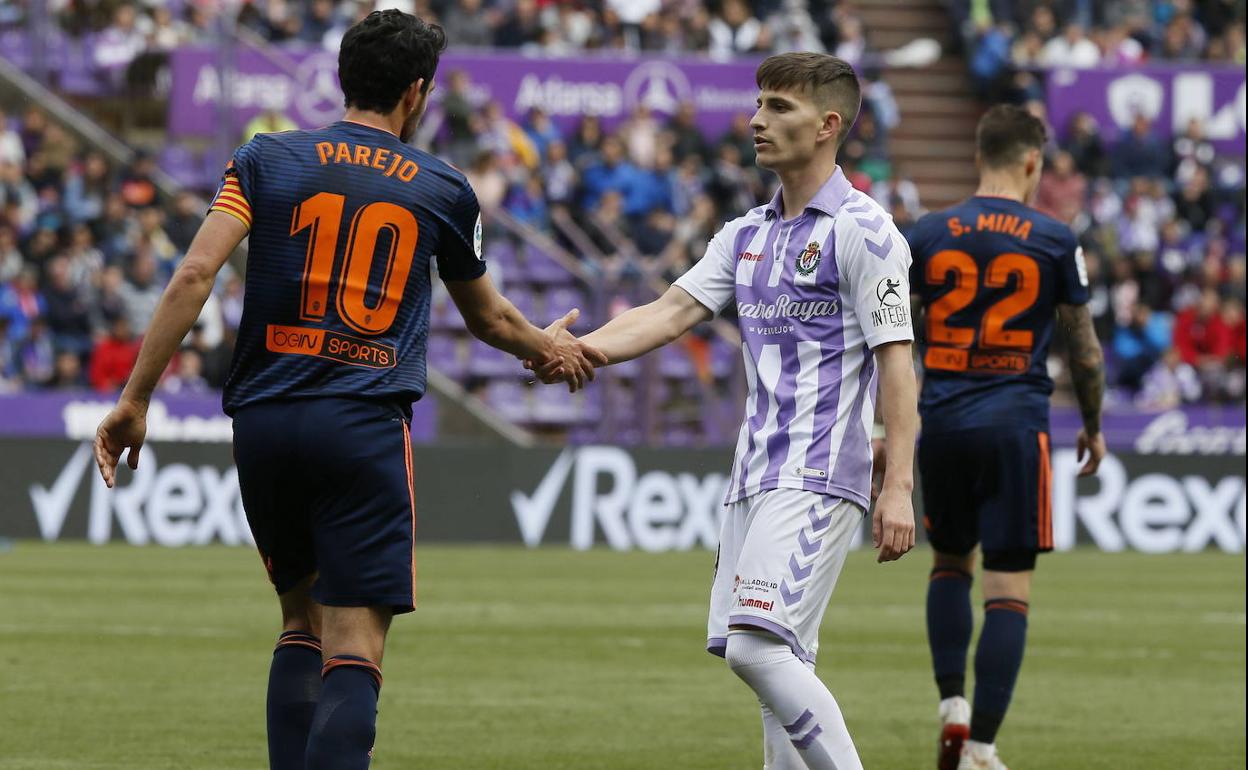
267, 631, 323, 770
926, 567, 974, 700
971, 598, 1029, 744
305, 656, 382, 770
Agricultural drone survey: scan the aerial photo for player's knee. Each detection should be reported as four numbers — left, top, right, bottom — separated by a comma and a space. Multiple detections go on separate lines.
933, 549, 975, 573
724, 629, 795, 677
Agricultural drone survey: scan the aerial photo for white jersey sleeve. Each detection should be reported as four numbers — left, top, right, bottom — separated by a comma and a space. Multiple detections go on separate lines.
673, 224, 737, 316
836, 209, 915, 349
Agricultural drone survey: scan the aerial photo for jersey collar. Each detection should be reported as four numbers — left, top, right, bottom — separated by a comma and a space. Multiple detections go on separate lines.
763, 166, 854, 220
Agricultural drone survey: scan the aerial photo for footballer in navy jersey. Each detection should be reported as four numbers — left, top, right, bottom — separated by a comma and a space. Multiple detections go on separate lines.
908, 194, 1089, 435
214, 120, 484, 415
907, 106, 1105, 770
93, 11, 603, 770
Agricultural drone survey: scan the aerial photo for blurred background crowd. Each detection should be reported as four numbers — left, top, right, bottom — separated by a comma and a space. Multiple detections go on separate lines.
0, 0, 1243, 418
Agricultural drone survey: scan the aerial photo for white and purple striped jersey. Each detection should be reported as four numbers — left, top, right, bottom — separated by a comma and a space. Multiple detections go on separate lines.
674, 168, 913, 509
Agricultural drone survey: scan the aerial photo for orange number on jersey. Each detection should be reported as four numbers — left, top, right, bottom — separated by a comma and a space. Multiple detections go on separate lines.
981, 253, 1039, 349
925, 249, 1040, 350
925, 249, 977, 347
290, 194, 419, 336
291, 192, 344, 322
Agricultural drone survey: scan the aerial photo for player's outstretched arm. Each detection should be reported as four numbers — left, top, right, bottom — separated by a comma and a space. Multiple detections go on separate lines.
872, 340, 919, 563
94, 211, 247, 487
529, 286, 712, 386
1057, 303, 1106, 476
445, 273, 606, 391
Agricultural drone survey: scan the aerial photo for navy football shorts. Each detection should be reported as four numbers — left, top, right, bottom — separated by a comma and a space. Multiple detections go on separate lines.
233, 397, 417, 613
918, 426, 1053, 572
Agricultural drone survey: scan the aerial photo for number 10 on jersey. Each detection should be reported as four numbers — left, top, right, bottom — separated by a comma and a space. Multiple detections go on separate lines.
292, 192, 419, 336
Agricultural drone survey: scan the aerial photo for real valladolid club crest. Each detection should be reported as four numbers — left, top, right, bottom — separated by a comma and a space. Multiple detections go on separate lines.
796, 241, 821, 276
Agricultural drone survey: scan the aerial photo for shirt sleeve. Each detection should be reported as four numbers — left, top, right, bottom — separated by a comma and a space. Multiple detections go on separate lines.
838, 212, 915, 349
672, 222, 737, 316
435, 180, 487, 282
208, 141, 257, 230
1055, 226, 1091, 305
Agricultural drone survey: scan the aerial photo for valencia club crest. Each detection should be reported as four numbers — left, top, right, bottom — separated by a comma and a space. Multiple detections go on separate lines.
796, 241, 821, 276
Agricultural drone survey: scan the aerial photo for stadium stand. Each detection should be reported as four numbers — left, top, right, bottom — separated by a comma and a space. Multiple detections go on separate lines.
0, 0, 1243, 445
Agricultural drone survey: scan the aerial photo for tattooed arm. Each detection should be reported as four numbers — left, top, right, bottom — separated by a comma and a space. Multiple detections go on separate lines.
1057, 303, 1106, 476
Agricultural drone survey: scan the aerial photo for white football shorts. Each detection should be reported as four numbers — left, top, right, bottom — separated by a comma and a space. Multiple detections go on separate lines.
707, 488, 862, 664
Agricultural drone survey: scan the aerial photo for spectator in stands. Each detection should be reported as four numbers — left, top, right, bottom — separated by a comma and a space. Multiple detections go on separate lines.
117, 151, 157, 208
1040, 23, 1101, 67
541, 140, 578, 210
63, 151, 112, 224
872, 164, 923, 223
1114, 303, 1173, 392
522, 107, 562, 161
0, 113, 24, 167
464, 149, 506, 209
41, 255, 92, 355
1112, 115, 1171, 180
1063, 111, 1109, 178
494, 0, 542, 48
298, 0, 338, 46
0, 160, 38, 233
1172, 118, 1216, 187
88, 314, 139, 392
118, 250, 162, 331
441, 0, 494, 48
1174, 287, 1234, 392
160, 347, 210, 394
165, 191, 201, 254
0, 225, 21, 283
93, 2, 146, 72
1173, 166, 1216, 232
242, 108, 298, 142
19, 316, 54, 385
580, 136, 647, 217
1138, 347, 1203, 407
89, 265, 126, 334
708, 0, 769, 59
621, 105, 661, 170
1034, 150, 1086, 224
0, 316, 17, 390
0, 265, 43, 341
49, 349, 85, 389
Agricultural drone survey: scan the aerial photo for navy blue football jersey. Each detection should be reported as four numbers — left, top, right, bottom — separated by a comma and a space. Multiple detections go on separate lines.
908, 196, 1089, 433
209, 121, 485, 415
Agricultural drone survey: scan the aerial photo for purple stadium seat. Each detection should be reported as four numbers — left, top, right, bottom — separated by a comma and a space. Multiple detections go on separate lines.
483, 379, 531, 422
659, 345, 697, 378
520, 247, 575, 285
505, 286, 538, 320
467, 339, 521, 377
530, 385, 581, 424
710, 340, 738, 378
58, 35, 100, 95
425, 333, 464, 377
543, 286, 591, 327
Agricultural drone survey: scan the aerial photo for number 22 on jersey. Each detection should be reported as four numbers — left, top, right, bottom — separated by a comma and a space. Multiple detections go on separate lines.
292, 192, 419, 336
924, 249, 1039, 375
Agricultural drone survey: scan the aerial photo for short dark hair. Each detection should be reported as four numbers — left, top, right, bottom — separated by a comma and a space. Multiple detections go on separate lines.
338, 10, 447, 113
976, 104, 1047, 169
755, 53, 861, 145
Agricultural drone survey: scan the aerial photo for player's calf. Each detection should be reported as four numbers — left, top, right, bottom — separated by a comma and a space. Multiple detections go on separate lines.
724, 630, 863, 770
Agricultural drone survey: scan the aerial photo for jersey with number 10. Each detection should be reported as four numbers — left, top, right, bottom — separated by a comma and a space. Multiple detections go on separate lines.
210, 121, 485, 416
908, 196, 1089, 434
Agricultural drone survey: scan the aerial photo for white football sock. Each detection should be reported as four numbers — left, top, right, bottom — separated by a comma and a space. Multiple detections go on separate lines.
726, 631, 863, 770
760, 701, 806, 770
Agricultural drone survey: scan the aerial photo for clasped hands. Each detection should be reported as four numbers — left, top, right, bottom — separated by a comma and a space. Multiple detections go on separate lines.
525, 309, 608, 392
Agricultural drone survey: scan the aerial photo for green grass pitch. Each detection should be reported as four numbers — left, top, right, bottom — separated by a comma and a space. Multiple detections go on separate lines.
1, 543, 1243, 769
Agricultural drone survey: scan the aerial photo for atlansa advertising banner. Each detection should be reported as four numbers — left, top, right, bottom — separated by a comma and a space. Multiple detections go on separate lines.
2, 439, 1243, 554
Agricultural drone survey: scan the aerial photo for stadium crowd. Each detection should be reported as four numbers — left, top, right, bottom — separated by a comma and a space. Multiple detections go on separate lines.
0, 0, 1243, 411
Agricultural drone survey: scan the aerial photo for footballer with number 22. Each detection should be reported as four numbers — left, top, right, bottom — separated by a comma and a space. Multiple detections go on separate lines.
907, 105, 1106, 770
93, 10, 604, 770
